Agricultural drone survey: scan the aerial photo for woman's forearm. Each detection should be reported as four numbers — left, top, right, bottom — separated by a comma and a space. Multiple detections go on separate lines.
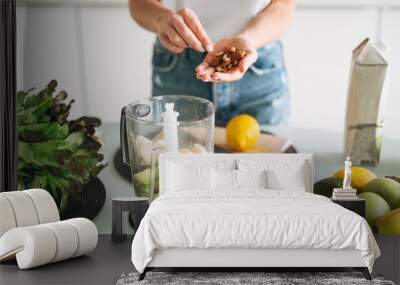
237, 0, 295, 48
129, 0, 172, 33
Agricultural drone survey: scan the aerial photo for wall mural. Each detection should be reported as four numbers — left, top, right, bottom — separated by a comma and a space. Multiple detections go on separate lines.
16, 80, 107, 220
315, 168, 400, 234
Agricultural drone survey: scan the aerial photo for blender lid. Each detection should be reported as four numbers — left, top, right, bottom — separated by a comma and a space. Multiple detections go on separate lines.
124, 95, 214, 124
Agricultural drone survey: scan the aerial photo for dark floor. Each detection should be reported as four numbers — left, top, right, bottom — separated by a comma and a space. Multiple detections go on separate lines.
0, 235, 134, 285
1, 235, 398, 285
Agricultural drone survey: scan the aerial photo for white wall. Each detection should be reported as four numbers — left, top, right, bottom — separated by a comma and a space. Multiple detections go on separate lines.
16, 0, 400, 139
80, 6, 154, 120
381, 9, 400, 138
283, 8, 377, 131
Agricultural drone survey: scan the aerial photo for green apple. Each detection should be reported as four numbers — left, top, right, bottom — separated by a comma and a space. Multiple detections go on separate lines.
362, 177, 400, 209
358, 192, 390, 229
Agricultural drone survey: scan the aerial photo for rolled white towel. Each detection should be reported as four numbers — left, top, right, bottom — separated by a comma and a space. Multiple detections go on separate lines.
0, 225, 57, 268
0, 191, 39, 227
0, 189, 60, 238
0, 196, 17, 237
65, 218, 98, 257
24, 189, 60, 224
0, 218, 98, 269
42, 221, 79, 262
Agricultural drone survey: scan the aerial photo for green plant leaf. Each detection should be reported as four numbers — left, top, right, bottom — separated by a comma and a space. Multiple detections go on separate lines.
17, 158, 29, 170
46, 175, 70, 199
54, 90, 67, 103
65, 131, 84, 145
46, 176, 61, 203
24, 93, 45, 109
37, 80, 57, 99
80, 137, 102, 152
47, 175, 71, 189
69, 116, 101, 131
18, 142, 35, 164
18, 122, 69, 142
18, 178, 26, 190
16, 80, 107, 213
16, 89, 33, 111
59, 193, 70, 213
17, 170, 32, 179
30, 175, 48, 189
72, 149, 91, 158
93, 162, 108, 176
18, 140, 75, 168
17, 97, 53, 125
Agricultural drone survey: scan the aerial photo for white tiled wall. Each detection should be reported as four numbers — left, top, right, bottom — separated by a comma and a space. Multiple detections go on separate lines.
16, 1, 400, 138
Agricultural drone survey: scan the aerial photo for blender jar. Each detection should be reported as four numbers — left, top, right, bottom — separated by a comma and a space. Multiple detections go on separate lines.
121, 95, 214, 199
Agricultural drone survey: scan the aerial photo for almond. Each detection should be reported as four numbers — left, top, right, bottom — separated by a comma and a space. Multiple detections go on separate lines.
209, 46, 248, 73
222, 54, 230, 62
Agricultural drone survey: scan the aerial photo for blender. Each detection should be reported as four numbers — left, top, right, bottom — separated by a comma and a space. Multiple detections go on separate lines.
121, 95, 215, 200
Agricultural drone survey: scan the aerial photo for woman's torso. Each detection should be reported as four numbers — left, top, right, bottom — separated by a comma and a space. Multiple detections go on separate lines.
155, 0, 288, 126
163, 0, 271, 43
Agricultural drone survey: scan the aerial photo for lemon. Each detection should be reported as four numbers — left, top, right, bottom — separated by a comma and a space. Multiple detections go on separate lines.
334, 167, 376, 192
226, 114, 260, 151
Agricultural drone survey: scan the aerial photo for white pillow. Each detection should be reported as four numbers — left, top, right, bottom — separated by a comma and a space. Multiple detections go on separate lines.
266, 162, 307, 191
213, 168, 237, 191
167, 162, 213, 191
236, 169, 267, 189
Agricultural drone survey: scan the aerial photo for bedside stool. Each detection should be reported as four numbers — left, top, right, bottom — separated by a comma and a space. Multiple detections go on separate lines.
112, 197, 149, 242
331, 198, 366, 218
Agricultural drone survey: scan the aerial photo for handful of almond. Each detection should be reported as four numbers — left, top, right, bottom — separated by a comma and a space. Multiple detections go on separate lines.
209, 47, 248, 73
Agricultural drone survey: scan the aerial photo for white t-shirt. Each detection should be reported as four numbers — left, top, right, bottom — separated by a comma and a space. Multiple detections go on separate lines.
163, 0, 271, 43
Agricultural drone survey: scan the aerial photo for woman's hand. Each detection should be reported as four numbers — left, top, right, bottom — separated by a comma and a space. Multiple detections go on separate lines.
154, 8, 213, 54
196, 35, 257, 82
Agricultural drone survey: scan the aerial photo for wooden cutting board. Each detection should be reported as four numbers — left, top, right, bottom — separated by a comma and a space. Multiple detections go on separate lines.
214, 126, 293, 153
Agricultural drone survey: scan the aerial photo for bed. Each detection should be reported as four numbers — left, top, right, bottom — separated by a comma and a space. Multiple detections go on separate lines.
131, 154, 380, 280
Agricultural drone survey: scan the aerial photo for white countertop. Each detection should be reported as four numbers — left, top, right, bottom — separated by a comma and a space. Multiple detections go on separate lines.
92, 122, 400, 234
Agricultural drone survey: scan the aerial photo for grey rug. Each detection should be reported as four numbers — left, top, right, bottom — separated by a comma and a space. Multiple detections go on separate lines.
116, 272, 396, 285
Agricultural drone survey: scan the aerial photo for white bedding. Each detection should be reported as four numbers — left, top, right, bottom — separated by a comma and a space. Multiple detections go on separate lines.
131, 190, 380, 273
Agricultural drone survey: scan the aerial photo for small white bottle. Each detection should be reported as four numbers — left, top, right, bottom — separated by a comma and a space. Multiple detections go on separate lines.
161, 103, 179, 153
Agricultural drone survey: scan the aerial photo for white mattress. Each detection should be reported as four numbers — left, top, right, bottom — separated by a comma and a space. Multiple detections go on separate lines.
131, 190, 380, 273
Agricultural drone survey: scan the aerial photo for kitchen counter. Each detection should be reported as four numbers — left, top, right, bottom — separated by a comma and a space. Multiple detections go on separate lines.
93, 122, 400, 234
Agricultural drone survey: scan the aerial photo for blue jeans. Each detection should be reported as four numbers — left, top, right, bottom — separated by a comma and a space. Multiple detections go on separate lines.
152, 39, 289, 126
